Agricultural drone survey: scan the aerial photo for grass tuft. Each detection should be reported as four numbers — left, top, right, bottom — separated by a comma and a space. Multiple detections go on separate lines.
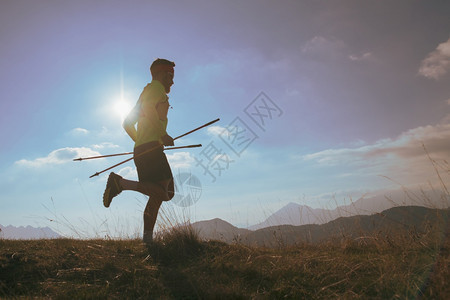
151, 223, 205, 264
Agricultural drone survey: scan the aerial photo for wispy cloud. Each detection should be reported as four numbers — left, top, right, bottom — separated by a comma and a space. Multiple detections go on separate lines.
300, 122, 450, 192
301, 123, 450, 189
418, 37, 450, 80
303, 123, 450, 166
301, 36, 346, 58
167, 152, 195, 169
69, 128, 89, 135
16, 147, 101, 167
207, 126, 227, 136
91, 142, 120, 149
349, 52, 373, 62
302, 36, 374, 64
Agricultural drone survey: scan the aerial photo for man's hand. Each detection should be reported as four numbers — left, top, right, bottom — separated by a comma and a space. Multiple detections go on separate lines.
161, 134, 174, 146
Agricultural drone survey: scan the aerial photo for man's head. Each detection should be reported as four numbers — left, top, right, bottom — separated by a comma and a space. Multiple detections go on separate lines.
150, 58, 175, 94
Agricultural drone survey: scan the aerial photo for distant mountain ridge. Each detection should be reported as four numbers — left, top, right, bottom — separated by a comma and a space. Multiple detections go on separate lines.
192, 206, 450, 246
192, 218, 251, 243
249, 189, 449, 230
0, 224, 62, 239
248, 203, 330, 230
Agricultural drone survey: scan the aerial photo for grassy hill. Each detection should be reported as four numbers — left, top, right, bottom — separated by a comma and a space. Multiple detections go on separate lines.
1, 219, 449, 299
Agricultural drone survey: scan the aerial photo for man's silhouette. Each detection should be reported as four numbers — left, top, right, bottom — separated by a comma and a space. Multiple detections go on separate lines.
103, 58, 175, 245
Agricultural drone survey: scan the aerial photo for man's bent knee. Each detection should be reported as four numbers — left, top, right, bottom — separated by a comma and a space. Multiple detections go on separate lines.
139, 179, 172, 201
149, 181, 170, 201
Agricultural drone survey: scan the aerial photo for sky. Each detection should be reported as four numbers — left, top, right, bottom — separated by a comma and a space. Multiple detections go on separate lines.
1, 0, 449, 237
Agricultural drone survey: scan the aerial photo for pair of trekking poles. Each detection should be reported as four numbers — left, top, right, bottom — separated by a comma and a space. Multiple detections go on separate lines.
74, 118, 220, 178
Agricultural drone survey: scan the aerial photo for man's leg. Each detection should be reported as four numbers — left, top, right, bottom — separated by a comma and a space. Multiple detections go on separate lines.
103, 172, 171, 242
104, 173, 167, 205
142, 179, 171, 244
119, 177, 152, 196
105, 174, 162, 198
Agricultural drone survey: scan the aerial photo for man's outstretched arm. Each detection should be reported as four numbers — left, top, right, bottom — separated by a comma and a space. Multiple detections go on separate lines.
123, 104, 139, 142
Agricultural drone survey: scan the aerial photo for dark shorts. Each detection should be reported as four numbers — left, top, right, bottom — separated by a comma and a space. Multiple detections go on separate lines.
134, 141, 173, 183
134, 141, 174, 201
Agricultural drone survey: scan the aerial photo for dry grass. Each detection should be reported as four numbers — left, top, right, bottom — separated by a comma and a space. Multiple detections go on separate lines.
1, 221, 449, 299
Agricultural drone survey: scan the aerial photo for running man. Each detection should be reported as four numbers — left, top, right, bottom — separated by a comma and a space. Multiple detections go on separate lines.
102, 58, 176, 245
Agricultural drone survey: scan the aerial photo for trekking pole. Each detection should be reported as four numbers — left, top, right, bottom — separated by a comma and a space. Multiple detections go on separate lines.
74, 152, 133, 161
88, 144, 202, 178
164, 144, 203, 150
76, 118, 220, 162
88, 118, 219, 178
74, 144, 202, 161
173, 118, 220, 140
89, 144, 159, 178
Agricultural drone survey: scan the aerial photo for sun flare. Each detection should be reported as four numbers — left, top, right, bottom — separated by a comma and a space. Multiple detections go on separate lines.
113, 99, 133, 121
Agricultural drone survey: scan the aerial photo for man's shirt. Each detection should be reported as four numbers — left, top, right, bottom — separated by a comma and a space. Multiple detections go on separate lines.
134, 80, 169, 147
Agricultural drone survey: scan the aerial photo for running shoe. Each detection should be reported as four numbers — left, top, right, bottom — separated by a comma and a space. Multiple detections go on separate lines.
103, 172, 122, 208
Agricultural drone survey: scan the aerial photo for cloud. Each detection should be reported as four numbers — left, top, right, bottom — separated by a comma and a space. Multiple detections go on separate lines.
117, 166, 138, 180
302, 36, 375, 64
68, 128, 89, 135
167, 152, 195, 169
301, 36, 346, 58
303, 123, 450, 166
91, 142, 120, 149
16, 147, 101, 167
207, 126, 227, 136
349, 52, 373, 62
418, 37, 450, 79
301, 123, 450, 191
302, 123, 450, 186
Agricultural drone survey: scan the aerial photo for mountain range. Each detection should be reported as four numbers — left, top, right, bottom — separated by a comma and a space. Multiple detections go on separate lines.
192, 206, 450, 247
2, 187, 448, 240
0, 224, 61, 239
248, 188, 449, 230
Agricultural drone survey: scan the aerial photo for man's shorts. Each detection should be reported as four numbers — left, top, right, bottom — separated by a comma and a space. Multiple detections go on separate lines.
134, 141, 174, 200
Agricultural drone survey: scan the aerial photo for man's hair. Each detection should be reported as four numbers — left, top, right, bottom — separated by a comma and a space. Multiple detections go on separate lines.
150, 58, 175, 77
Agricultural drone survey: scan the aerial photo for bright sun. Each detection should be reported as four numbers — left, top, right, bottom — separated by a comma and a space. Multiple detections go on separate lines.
113, 99, 133, 121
